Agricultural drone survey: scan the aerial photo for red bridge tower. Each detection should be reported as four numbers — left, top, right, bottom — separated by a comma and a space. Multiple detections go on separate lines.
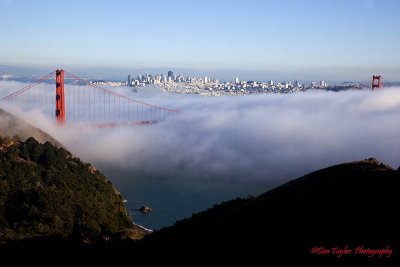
55, 69, 65, 125
372, 75, 382, 90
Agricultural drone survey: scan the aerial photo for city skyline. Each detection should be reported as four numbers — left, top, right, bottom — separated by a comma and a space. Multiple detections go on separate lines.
1, 0, 400, 80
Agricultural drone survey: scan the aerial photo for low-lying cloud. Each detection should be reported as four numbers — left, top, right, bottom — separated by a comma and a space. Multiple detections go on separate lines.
1, 81, 400, 187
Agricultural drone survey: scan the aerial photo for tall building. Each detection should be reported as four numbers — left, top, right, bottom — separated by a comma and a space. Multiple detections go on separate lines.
235, 77, 239, 84
168, 71, 174, 78
127, 75, 131, 86
155, 75, 161, 84
269, 80, 274, 85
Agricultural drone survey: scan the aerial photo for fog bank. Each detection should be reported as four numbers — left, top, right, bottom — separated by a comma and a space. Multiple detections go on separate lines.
2, 82, 400, 187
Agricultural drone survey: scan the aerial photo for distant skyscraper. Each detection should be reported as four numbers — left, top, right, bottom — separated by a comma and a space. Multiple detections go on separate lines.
269, 80, 274, 85
127, 75, 131, 85
204, 76, 208, 83
168, 71, 174, 78
235, 77, 239, 84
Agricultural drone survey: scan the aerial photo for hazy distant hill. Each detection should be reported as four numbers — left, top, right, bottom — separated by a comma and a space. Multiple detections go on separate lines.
0, 65, 51, 77
143, 158, 400, 264
0, 108, 62, 147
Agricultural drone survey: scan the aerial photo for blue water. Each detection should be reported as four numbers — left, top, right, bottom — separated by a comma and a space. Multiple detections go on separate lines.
101, 168, 267, 230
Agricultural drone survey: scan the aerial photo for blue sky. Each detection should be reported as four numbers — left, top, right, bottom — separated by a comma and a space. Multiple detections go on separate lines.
1, 0, 400, 80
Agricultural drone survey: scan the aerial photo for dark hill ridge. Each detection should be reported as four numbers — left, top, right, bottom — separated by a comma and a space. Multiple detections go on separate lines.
143, 158, 400, 263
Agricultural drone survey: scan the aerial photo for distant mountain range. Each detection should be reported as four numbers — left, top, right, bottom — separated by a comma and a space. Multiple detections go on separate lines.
0, 65, 52, 77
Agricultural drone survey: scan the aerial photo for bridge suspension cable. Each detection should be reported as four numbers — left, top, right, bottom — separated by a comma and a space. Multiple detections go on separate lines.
1, 69, 180, 127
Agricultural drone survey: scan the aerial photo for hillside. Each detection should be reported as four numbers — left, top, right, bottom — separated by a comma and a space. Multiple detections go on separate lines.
0, 107, 398, 265
0, 108, 62, 147
0, 136, 144, 247
143, 158, 400, 264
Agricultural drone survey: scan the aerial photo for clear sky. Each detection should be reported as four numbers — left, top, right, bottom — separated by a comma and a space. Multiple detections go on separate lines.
1, 0, 400, 80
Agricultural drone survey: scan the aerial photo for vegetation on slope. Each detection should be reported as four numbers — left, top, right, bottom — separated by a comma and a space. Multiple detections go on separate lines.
0, 136, 133, 244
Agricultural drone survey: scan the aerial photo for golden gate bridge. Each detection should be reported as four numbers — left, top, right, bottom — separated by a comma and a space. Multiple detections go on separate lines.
1, 70, 384, 128
1, 69, 180, 127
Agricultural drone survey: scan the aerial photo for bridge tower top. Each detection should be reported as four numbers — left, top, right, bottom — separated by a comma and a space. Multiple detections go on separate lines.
372, 75, 382, 90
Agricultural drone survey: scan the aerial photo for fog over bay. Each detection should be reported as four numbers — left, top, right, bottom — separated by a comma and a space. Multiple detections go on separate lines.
2, 81, 400, 188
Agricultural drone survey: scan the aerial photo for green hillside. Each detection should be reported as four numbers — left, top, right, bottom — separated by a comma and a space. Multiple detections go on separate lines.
0, 136, 135, 244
